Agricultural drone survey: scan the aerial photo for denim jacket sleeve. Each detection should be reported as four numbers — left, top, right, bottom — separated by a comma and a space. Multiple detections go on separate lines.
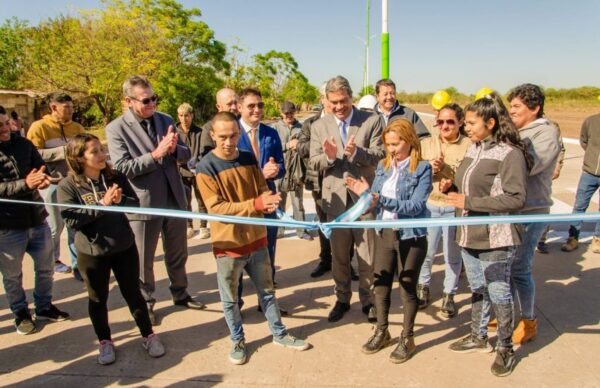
376, 161, 433, 217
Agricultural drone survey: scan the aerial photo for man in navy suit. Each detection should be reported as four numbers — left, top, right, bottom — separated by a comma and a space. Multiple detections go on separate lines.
106, 75, 204, 325
235, 88, 286, 312
237, 88, 284, 275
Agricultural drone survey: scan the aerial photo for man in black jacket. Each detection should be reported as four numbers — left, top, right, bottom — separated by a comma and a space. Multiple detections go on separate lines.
0, 105, 69, 335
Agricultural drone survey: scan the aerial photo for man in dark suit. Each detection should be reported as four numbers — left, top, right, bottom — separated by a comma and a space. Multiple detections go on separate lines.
236, 88, 285, 278
309, 75, 385, 322
106, 75, 204, 325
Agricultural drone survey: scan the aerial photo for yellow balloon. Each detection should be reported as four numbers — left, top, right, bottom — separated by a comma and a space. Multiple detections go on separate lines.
431, 90, 452, 110
475, 87, 494, 101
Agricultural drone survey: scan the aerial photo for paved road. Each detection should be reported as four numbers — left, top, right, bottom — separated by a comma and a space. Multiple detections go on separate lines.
1, 116, 599, 387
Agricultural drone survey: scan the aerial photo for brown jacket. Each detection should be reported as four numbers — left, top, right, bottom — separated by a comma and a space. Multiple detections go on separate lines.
420, 134, 471, 207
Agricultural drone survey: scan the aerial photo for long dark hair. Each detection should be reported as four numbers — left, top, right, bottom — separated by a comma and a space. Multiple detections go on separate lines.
464, 93, 533, 171
65, 133, 114, 184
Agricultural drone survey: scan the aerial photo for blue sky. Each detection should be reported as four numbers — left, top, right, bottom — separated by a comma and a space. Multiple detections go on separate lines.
4, 0, 600, 94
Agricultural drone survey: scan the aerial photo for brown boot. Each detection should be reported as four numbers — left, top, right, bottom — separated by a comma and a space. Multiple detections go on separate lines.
561, 236, 578, 252
512, 318, 537, 344
592, 237, 600, 254
487, 318, 498, 332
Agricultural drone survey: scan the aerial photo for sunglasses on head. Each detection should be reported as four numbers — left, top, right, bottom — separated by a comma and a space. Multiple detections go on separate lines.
130, 95, 159, 105
436, 119, 456, 126
246, 102, 264, 110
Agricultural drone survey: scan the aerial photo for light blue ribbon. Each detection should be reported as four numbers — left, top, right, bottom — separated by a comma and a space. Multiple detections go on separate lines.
2, 197, 600, 238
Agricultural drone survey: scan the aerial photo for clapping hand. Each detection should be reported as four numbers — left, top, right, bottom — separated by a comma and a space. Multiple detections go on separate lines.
323, 136, 337, 160
101, 184, 123, 206
445, 192, 465, 209
259, 191, 281, 214
262, 157, 279, 179
152, 125, 177, 160
25, 166, 51, 190
344, 175, 370, 196
439, 178, 453, 193
431, 152, 444, 174
344, 135, 357, 157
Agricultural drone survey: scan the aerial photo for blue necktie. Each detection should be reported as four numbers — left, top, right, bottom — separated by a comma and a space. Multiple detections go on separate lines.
340, 120, 347, 146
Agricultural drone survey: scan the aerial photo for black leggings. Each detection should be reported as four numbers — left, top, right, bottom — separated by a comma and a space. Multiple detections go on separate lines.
373, 230, 427, 337
78, 244, 153, 341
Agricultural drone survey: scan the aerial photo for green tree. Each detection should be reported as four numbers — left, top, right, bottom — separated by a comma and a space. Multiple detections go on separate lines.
359, 85, 375, 97
20, 0, 227, 124
0, 18, 28, 89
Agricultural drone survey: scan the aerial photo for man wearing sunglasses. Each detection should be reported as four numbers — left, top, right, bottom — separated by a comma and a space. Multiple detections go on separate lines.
106, 75, 204, 326
236, 88, 286, 312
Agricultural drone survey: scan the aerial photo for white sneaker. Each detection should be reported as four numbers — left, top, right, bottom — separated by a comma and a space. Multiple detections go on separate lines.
98, 340, 116, 365
186, 228, 196, 239
143, 333, 165, 358
198, 227, 211, 239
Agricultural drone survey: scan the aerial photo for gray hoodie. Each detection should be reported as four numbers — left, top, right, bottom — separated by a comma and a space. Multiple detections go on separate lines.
519, 118, 561, 213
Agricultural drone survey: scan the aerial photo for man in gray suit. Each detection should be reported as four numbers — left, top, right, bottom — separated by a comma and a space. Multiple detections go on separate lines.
309, 76, 385, 322
106, 75, 204, 325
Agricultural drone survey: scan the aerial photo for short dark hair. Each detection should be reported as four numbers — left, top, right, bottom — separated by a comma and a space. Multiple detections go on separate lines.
49, 92, 73, 104
238, 87, 261, 103
507, 83, 545, 118
10, 111, 18, 120
0, 105, 6, 115
211, 111, 240, 131
375, 79, 396, 95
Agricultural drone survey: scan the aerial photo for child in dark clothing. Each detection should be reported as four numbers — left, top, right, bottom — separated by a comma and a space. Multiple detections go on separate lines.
58, 134, 165, 365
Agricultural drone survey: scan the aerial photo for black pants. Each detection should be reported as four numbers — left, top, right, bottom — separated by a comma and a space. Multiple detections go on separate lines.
182, 176, 207, 228
312, 190, 332, 264
78, 244, 153, 341
373, 230, 427, 337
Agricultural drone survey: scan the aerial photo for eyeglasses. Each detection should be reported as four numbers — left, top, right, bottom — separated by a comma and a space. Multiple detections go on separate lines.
130, 95, 159, 105
246, 102, 264, 110
436, 119, 456, 126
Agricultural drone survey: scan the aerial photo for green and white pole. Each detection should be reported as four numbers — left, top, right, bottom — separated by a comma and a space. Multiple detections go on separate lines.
381, 0, 389, 79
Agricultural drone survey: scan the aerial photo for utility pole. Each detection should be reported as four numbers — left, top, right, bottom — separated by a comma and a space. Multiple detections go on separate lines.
381, 0, 389, 79
363, 0, 371, 92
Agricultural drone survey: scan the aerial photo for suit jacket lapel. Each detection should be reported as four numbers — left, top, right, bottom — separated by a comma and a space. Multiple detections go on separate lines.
124, 110, 155, 150
348, 108, 361, 139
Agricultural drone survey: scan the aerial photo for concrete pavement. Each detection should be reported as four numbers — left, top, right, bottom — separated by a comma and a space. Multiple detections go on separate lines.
1, 138, 599, 387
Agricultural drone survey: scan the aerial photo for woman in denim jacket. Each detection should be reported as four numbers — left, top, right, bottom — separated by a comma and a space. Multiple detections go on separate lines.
346, 118, 432, 363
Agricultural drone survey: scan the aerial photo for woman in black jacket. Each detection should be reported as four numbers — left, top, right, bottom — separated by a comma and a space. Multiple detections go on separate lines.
58, 134, 165, 365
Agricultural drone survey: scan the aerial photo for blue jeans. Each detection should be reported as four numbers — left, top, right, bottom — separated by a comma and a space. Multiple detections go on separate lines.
461, 247, 515, 347
0, 223, 54, 315
569, 171, 600, 238
45, 184, 78, 267
216, 248, 287, 342
418, 203, 462, 294
512, 221, 547, 320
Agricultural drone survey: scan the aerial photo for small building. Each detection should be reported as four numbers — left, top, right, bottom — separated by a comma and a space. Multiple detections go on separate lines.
0, 89, 48, 129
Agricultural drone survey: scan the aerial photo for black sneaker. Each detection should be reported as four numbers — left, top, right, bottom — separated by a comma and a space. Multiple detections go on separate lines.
34, 304, 70, 322
310, 262, 331, 278
15, 309, 36, 335
361, 328, 391, 354
417, 285, 430, 309
449, 334, 492, 353
328, 301, 350, 322
441, 293, 456, 318
389, 335, 415, 364
536, 241, 549, 254
491, 347, 516, 377
174, 296, 206, 310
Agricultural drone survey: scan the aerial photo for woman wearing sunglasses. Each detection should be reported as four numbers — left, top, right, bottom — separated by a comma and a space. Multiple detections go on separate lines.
416, 104, 471, 316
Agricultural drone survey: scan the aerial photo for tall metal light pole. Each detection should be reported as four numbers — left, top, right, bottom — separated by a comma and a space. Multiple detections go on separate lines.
381, 0, 389, 79
362, 0, 371, 92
